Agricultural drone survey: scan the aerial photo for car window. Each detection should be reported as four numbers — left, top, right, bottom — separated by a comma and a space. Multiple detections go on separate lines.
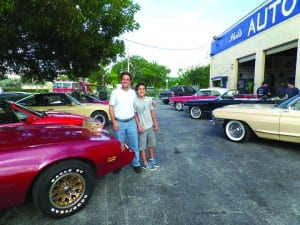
185, 86, 195, 94
174, 86, 183, 93
0, 103, 19, 124
47, 94, 71, 105
35, 95, 51, 105
212, 90, 221, 96
198, 90, 211, 96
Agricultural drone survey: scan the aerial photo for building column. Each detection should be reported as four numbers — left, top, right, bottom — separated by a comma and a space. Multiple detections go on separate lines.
254, 51, 266, 94
295, 42, 300, 87
231, 59, 238, 90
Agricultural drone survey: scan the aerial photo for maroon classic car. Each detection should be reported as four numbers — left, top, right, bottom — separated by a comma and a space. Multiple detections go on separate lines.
0, 121, 134, 218
169, 88, 228, 111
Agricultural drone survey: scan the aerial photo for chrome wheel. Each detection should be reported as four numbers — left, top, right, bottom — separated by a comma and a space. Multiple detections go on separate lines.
225, 120, 251, 142
91, 110, 108, 126
190, 106, 202, 119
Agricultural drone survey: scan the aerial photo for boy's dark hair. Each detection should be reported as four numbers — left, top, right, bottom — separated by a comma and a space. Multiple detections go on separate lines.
135, 82, 147, 91
120, 71, 131, 80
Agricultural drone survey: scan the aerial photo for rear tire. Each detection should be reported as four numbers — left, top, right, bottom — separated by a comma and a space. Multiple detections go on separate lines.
174, 102, 183, 111
32, 160, 95, 218
224, 120, 251, 142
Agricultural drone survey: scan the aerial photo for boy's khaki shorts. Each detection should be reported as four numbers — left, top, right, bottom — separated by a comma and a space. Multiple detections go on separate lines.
138, 127, 156, 151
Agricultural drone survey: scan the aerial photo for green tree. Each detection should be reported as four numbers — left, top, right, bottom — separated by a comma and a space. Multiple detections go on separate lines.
178, 65, 210, 88
110, 55, 170, 88
0, 0, 140, 81
87, 65, 113, 94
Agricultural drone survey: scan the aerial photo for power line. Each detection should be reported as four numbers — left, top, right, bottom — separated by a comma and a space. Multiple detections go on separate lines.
120, 37, 209, 51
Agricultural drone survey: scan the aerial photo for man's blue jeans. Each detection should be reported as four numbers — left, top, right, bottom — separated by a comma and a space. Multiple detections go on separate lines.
114, 120, 140, 167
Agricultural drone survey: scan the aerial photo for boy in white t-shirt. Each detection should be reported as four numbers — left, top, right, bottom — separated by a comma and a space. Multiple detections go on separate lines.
134, 83, 159, 170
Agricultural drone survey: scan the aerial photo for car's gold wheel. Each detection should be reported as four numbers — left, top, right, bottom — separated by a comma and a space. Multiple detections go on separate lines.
32, 160, 95, 218
49, 173, 85, 208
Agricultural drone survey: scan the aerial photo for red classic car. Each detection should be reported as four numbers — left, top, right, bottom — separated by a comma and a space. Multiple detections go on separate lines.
169, 88, 228, 111
0, 100, 85, 127
0, 121, 134, 218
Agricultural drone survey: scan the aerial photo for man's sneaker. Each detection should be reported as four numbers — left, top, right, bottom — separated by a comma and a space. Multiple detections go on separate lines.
143, 163, 156, 171
132, 166, 142, 174
148, 159, 159, 168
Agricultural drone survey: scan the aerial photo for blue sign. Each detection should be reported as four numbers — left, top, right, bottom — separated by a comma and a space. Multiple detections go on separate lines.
211, 0, 300, 56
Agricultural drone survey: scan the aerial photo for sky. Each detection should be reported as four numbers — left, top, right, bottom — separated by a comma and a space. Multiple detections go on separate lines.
121, 0, 266, 77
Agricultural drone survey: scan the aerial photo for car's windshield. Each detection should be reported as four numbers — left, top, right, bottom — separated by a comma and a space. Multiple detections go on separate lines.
65, 93, 81, 105
220, 90, 238, 99
18, 93, 82, 106
274, 94, 300, 109
84, 95, 99, 101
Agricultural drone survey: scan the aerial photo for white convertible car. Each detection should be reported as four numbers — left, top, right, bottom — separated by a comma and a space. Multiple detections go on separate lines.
210, 94, 300, 143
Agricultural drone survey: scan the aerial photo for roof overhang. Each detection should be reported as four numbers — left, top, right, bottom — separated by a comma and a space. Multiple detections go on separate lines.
211, 75, 228, 81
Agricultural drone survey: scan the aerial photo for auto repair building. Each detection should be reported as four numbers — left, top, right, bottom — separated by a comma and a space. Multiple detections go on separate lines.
210, 0, 300, 95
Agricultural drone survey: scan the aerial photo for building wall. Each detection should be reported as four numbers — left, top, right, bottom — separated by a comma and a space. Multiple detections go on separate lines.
210, 5, 300, 93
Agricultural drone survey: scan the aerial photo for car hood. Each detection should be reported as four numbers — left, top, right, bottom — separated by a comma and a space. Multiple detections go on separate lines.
212, 103, 281, 118
222, 104, 274, 109
40, 111, 85, 125
0, 125, 114, 150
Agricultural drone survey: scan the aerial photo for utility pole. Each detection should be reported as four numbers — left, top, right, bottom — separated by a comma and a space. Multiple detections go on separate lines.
127, 50, 130, 72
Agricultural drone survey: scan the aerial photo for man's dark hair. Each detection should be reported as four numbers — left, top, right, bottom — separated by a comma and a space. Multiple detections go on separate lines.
287, 79, 295, 85
136, 82, 147, 91
120, 71, 132, 80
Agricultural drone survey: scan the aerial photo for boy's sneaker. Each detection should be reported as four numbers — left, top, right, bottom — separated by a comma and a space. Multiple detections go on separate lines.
143, 163, 156, 171
148, 159, 159, 168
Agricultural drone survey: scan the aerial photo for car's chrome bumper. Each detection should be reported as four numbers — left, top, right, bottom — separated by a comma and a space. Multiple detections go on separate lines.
160, 96, 169, 100
210, 117, 224, 128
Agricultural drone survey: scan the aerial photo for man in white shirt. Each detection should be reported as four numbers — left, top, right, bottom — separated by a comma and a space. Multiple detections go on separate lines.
109, 72, 142, 173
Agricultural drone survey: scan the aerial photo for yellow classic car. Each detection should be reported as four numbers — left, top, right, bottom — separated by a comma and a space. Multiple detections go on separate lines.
17, 92, 110, 126
210, 94, 300, 143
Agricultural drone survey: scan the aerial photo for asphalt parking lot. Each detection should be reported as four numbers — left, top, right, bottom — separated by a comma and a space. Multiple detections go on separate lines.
1, 100, 300, 225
